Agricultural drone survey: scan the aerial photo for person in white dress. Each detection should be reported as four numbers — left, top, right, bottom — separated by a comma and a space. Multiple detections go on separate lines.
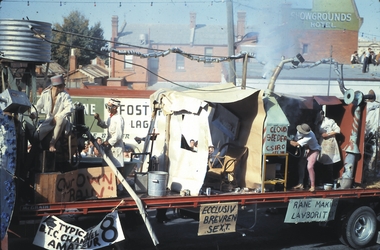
315, 110, 341, 184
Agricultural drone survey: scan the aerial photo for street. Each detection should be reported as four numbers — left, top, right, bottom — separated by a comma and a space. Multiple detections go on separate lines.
7, 204, 380, 250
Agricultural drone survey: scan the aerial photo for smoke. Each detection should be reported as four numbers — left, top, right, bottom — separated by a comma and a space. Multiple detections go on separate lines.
250, 0, 312, 77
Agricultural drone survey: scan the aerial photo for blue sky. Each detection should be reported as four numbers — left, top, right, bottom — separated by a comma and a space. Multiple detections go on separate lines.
0, 0, 378, 41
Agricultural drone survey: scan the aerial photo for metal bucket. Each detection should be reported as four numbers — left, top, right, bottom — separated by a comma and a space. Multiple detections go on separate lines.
340, 177, 353, 189
148, 171, 168, 197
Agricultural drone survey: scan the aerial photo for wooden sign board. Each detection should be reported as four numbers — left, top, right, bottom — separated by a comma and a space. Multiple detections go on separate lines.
198, 202, 238, 236
284, 198, 338, 223
35, 166, 117, 203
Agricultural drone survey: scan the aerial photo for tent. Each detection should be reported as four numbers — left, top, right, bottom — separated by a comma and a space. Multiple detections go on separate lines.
150, 83, 285, 195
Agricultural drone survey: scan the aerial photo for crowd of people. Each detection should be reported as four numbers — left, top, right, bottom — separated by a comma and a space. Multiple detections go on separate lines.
351, 48, 380, 73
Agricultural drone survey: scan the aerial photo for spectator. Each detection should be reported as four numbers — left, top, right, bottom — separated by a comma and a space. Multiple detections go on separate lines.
362, 48, 372, 73
81, 141, 89, 157
376, 52, 380, 66
371, 50, 377, 66
94, 137, 103, 157
124, 144, 135, 158
359, 51, 366, 64
350, 51, 359, 64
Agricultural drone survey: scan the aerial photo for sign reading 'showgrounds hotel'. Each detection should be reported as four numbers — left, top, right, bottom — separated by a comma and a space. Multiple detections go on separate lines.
289, 0, 361, 31
291, 12, 354, 29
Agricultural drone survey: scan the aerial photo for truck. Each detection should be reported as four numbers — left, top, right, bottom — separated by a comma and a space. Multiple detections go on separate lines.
2, 20, 380, 250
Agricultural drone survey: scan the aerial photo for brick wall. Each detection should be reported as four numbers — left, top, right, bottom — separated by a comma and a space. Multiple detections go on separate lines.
154, 45, 226, 82
294, 29, 359, 64
112, 48, 149, 84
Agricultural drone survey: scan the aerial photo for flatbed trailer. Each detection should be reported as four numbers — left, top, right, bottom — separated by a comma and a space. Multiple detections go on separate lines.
3, 56, 380, 250
17, 188, 380, 217
10, 186, 380, 249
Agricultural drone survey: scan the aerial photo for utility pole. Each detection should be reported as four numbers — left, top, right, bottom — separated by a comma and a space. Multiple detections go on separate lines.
328, 45, 333, 96
226, 0, 236, 85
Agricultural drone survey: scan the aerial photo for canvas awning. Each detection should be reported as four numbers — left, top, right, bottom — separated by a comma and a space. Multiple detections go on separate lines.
150, 83, 261, 115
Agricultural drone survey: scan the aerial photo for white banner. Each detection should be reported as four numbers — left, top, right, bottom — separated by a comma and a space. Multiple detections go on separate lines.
33, 211, 124, 249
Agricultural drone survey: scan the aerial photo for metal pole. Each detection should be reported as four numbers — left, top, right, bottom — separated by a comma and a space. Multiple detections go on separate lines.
241, 53, 248, 89
328, 45, 333, 96
226, 0, 236, 85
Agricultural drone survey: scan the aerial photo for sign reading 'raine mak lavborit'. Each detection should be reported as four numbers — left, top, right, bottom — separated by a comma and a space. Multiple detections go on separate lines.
284, 198, 338, 223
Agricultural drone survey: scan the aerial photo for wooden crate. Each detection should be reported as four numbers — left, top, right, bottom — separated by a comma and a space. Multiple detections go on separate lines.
34, 166, 117, 203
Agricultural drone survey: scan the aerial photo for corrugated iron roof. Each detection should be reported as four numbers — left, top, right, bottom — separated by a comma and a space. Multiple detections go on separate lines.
78, 64, 108, 78
41, 62, 66, 75
117, 23, 256, 46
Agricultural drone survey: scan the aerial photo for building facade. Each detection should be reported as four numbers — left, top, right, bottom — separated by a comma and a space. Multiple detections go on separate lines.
109, 0, 363, 90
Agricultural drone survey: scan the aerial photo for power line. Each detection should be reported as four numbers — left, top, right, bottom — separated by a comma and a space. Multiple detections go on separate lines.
2, 0, 225, 5
31, 26, 239, 91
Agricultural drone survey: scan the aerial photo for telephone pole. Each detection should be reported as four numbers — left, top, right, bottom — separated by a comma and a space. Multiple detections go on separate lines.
226, 0, 236, 85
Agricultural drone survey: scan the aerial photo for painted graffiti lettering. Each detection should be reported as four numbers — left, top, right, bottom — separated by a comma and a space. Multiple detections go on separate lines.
291, 211, 329, 220
203, 214, 237, 224
54, 167, 116, 202
206, 224, 232, 233
34, 211, 124, 250
292, 200, 311, 209
269, 126, 288, 133
315, 200, 331, 208
201, 204, 237, 214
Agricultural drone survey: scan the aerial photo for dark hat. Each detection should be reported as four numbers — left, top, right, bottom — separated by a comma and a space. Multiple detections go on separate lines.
51, 75, 65, 86
296, 123, 311, 134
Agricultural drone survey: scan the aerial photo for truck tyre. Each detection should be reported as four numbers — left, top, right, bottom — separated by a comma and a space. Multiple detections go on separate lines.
340, 206, 377, 248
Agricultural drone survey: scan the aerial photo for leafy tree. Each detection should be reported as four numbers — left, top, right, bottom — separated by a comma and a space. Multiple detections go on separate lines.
51, 11, 107, 69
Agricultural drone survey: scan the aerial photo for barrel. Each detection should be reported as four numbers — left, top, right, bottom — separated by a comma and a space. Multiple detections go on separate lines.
148, 171, 168, 196
0, 19, 52, 63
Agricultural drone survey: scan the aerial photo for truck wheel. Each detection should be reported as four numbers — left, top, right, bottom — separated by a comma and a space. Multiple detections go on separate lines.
341, 206, 377, 248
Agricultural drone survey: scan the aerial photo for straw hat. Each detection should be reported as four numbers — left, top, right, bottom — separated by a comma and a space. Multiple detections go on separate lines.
296, 123, 311, 134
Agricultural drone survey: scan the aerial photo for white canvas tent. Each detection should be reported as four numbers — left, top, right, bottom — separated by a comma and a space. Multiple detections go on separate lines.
150, 83, 287, 195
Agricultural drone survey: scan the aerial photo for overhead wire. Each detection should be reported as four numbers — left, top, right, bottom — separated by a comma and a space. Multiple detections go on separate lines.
32, 27, 244, 91
2, 0, 226, 5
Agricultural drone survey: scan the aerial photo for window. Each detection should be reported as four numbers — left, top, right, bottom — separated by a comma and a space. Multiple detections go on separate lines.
302, 44, 309, 54
204, 47, 214, 67
176, 54, 185, 71
124, 55, 133, 69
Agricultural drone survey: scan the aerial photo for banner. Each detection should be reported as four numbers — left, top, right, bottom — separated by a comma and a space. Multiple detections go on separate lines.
198, 202, 238, 236
33, 211, 124, 249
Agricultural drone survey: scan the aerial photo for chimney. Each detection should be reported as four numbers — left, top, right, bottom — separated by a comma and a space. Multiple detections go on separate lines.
112, 15, 118, 45
237, 11, 246, 41
190, 12, 196, 29
69, 48, 77, 72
